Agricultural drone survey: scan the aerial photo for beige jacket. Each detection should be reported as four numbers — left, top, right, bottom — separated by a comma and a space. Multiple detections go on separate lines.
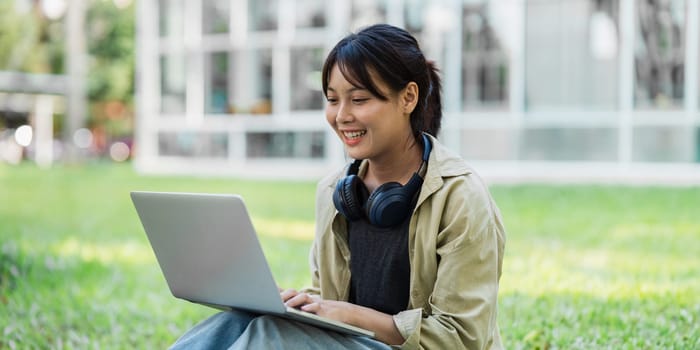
304, 134, 505, 349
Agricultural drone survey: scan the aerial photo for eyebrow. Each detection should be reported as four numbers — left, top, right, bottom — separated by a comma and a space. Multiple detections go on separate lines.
326, 87, 367, 93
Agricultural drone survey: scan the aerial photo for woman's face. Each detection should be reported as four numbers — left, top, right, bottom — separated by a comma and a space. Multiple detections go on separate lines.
325, 64, 415, 162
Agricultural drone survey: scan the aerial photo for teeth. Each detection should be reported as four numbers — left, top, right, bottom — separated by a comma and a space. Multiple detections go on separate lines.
344, 130, 366, 139
343, 130, 367, 139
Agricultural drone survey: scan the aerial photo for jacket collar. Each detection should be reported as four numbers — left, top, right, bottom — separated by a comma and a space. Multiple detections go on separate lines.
322, 133, 472, 199
418, 133, 472, 205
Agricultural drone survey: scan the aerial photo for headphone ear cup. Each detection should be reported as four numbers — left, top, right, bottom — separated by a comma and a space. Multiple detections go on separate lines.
333, 174, 369, 221
365, 182, 411, 228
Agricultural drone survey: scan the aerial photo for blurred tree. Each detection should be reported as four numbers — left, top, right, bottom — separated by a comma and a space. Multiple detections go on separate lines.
0, 0, 135, 157
87, 1, 134, 105
85, 0, 135, 154
0, 1, 63, 73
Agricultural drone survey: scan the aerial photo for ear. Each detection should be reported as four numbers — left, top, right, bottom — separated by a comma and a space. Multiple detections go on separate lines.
401, 82, 419, 115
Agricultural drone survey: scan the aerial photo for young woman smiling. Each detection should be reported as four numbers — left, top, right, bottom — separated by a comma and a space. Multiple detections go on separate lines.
171, 24, 506, 350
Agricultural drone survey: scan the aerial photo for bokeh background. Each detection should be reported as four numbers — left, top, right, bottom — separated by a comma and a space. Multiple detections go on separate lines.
1, 0, 699, 349
3, 0, 700, 180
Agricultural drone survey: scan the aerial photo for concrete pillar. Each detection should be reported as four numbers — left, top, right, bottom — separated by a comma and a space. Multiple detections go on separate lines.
64, 0, 87, 162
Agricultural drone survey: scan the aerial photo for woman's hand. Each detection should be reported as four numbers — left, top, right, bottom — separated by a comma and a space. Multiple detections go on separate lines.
280, 288, 321, 308
280, 288, 354, 323
278, 288, 404, 345
300, 299, 357, 324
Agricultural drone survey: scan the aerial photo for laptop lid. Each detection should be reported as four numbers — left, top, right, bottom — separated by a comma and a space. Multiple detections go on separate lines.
130, 191, 285, 314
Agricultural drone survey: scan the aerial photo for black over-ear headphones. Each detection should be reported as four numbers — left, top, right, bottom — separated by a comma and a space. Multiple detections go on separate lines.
332, 133, 432, 228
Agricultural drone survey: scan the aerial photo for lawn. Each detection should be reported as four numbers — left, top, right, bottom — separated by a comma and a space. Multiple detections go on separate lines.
1, 162, 698, 349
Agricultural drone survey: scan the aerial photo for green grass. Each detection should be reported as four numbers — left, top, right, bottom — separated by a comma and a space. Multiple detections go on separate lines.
1, 162, 699, 349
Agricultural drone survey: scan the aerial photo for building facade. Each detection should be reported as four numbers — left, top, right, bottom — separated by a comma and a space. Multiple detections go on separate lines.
135, 0, 700, 182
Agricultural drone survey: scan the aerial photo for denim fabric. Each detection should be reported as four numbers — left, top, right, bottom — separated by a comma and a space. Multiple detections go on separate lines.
169, 310, 391, 350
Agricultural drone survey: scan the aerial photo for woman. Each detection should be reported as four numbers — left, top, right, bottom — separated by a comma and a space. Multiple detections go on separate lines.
171, 24, 505, 349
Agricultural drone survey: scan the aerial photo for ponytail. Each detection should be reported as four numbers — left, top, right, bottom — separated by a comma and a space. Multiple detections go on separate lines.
415, 60, 442, 140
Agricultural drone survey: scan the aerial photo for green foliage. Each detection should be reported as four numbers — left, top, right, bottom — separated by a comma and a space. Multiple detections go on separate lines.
84, 1, 136, 141
0, 1, 134, 97
0, 1, 135, 140
0, 242, 31, 292
1, 163, 699, 348
0, 2, 54, 73
86, 1, 135, 103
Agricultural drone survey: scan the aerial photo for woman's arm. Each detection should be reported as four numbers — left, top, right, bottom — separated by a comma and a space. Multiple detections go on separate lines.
282, 290, 404, 345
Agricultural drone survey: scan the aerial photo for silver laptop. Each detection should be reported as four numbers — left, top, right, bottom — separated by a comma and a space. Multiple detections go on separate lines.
130, 191, 374, 338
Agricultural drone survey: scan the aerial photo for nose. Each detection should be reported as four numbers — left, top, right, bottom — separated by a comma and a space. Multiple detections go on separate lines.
335, 102, 353, 124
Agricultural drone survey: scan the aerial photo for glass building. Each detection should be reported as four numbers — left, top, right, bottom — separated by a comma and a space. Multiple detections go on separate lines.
135, 0, 700, 181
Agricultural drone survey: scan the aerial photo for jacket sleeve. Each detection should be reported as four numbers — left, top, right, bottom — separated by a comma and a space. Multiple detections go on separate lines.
299, 180, 327, 295
394, 176, 504, 349
300, 173, 344, 295
298, 238, 321, 295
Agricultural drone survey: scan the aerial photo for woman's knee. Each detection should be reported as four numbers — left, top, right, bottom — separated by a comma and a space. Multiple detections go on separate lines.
212, 309, 257, 328
182, 310, 257, 338
247, 315, 283, 328
247, 315, 303, 336
170, 310, 257, 348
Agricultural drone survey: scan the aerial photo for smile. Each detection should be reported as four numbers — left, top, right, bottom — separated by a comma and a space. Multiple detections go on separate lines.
343, 130, 366, 139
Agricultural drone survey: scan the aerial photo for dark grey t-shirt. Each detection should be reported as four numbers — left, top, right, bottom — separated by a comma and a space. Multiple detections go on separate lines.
347, 216, 411, 315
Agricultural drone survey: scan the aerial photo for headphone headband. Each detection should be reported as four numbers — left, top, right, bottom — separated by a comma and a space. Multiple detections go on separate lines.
418, 133, 431, 177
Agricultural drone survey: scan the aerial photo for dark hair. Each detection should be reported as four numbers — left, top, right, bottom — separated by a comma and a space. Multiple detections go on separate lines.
322, 24, 442, 141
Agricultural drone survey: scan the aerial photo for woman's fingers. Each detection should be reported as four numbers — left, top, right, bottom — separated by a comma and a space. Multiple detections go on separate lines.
279, 288, 298, 302
284, 292, 317, 308
300, 302, 319, 313
280, 288, 322, 308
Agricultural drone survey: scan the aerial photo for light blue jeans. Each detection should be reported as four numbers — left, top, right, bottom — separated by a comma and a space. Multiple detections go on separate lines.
169, 310, 392, 350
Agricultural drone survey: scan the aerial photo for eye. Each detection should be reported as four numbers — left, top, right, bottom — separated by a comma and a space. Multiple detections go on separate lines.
326, 97, 338, 104
351, 98, 369, 104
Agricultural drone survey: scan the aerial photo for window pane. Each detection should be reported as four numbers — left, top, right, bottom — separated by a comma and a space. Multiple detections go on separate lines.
296, 0, 326, 28
246, 131, 325, 158
696, 128, 700, 163
404, 0, 428, 34
519, 128, 618, 161
158, 132, 228, 158
351, 0, 387, 30
632, 127, 695, 162
160, 54, 186, 114
250, 0, 278, 31
461, 128, 513, 160
202, 0, 229, 34
205, 52, 229, 114
635, 0, 686, 109
525, 0, 620, 110
462, 1, 509, 109
291, 47, 324, 111
230, 49, 273, 114
159, 0, 184, 38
